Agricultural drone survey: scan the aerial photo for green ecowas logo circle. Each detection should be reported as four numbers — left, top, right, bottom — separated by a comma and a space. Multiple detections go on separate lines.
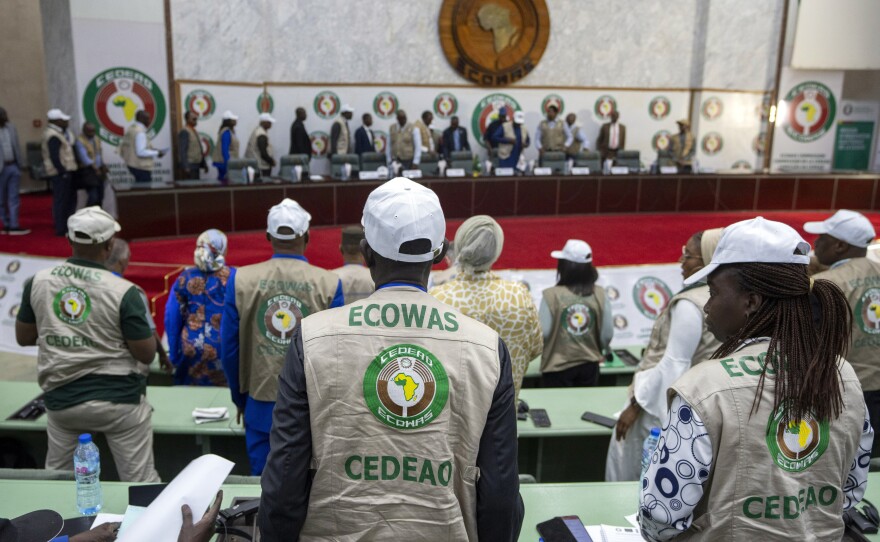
562, 303, 593, 336
701, 132, 723, 155
373, 91, 399, 119
185, 89, 216, 120
363, 343, 448, 430
198, 131, 214, 158
314, 91, 341, 119
541, 94, 564, 116
765, 403, 829, 472
82, 67, 166, 146
256, 91, 275, 114
783, 81, 836, 143
258, 294, 307, 345
649, 96, 671, 120
632, 277, 672, 319
652, 130, 672, 151
594, 95, 617, 120
855, 288, 880, 335
433, 92, 458, 119
701, 96, 723, 120
53, 286, 91, 325
310, 131, 329, 157
472, 93, 521, 147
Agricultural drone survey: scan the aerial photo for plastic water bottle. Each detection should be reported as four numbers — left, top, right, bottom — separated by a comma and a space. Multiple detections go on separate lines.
74, 433, 103, 515
641, 427, 661, 476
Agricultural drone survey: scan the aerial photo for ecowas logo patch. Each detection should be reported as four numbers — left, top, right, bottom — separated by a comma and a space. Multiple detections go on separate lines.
53, 286, 91, 325
363, 344, 449, 430
562, 304, 593, 336
632, 277, 672, 319
765, 404, 829, 473
783, 81, 836, 143
82, 67, 166, 146
258, 294, 307, 345
855, 288, 880, 335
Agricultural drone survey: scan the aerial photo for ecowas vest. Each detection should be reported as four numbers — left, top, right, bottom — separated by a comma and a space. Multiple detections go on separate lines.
183, 126, 203, 164
414, 119, 433, 152
541, 285, 606, 373
814, 258, 880, 391
211, 127, 240, 163
41, 127, 77, 177
628, 285, 720, 400
332, 118, 350, 154
30, 261, 140, 393
496, 121, 529, 160
538, 120, 565, 152
234, 258, 338, 402
75, 135, 103, 167
565, 126, 583, 156
670, 342, 864, 541
390, 122, 415, 160
120, 123, 156, 170
299, 286, 500, 541
332, 265, 374, 304
245, 126, 274, 170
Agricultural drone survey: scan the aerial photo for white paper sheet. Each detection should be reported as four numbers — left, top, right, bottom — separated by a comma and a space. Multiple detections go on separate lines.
91, 512, 124, 529
116, 454, 233, 542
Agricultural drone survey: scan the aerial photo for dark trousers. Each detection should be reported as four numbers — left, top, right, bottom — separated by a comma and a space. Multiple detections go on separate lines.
50, 174, 76, 236
77, 167, 104, 208
260, 168, 271, 179
865, 390, 880, 457
128, 167, 152, 183
542, 362, 600, 387
183, 165, 200, 180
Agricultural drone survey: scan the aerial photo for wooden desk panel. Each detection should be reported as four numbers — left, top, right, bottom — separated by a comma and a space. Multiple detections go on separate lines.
638, 177, 678, 212
516, 178, 558, 216
717, 177, 757, 211
678, 176, 718, 211
756, 177, 795, 210
598, 178, 638, 213
795, 177, 835, 210
557, 177, 599, 214
232, 186, 285, 231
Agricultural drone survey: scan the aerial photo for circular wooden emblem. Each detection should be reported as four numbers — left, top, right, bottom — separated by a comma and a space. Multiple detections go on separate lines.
439, 0, 550, 87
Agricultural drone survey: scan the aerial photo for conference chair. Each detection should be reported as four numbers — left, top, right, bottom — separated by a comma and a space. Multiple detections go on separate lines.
574, 151, 601, 174
417, 152, 441, 177
330, 153, 360, 181
615, 150, 641, 173
656, 149, 677, 169
360, 152, 386, 173
26, 142, 46, 184
539, 151, 566, 175
227, 158, 259, 184
279, 154, 310, 183
449, 151, 474, 175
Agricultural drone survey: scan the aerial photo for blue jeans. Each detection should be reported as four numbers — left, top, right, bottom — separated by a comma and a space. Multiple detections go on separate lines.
128, 167, 152, 183
0, 164, 21, 229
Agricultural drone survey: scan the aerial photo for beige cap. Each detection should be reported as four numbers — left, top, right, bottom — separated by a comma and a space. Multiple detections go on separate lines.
67, 206, 121, 244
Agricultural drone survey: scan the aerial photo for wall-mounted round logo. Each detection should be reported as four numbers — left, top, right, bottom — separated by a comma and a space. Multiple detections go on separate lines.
783, 81, 836, 143
594, 95, 617, 120
613, 314, 628, 330
648, 96, 671, 120
256, 91, 274, 114
541, 94, 564, 116
363, 344, 448, 430
314, 91, 341, 120
701, 132, 723, 155
843, 103, 853, 116
652, 130, 672, 152
433, 92, 458, 119
766, 403, 828, 472
258, 294, 306, 345
373, 130, 388, 154
632, 277, 672, 320
6, 260, 20, 274
701, 96, 723, 120
53, 286, 91, 326
373, 91, 399, 120
472, 93, 521, 147
310, 131, 329, 157
0, 286, 6, 300
855, 288, 880, 335
562, 304, 593, 336
184, 89, 216, 120
198, 132, 214, 158
8, 304, 19, 319
82, 67, 166, 146
605, 286, 620, 301
752, 131, 767, 155
731, 160, 753, 170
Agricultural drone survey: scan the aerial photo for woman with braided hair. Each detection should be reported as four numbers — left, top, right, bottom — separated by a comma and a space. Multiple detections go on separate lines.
639, 217, 873, 541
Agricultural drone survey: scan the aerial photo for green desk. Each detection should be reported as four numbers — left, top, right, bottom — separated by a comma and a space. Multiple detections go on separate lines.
3, 477, 880, 541
523, 345, 642, 387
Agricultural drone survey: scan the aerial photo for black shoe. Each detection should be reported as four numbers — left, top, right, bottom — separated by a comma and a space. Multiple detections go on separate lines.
8, 227, 31, 236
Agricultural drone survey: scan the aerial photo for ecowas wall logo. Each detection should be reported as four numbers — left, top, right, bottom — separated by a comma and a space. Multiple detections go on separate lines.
82, 67, 166, 146
256, 91, 275, 114
541, 94, 564, 116
372, 130, 388, 154
198, 132, 214, 158
373, 92, 399, 120
701, 96, 723, 120
562, 304, 593, 336
648, 96, 671, 120
433, 92, 458, 119
314, 91, 341, 119
783, 81, 837, 143
184, 89, 216, 120
632, 277, 672, 319
258, 295, 307, 345
855, 288, 880, 334
766, 403, 828, 472
651, 130, 672, 152
53, 286, 91, 325
472, 93, 521, 147
594, 95, 617, 120
363, 344, 449, 430
701, 132, 723, 155
310, 131, 329, 157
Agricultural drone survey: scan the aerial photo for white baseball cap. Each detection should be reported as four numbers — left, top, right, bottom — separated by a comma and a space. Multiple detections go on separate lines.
803, 209, 875, 248
47, 108, 70, 121
513, 111, 526, 124
67, 206, 121, 244
258, 113, 276, 123
341, 104, 355, 113
267, 199, 311, 239
551, 239, 593, 263
222, 110, 239, 120
362, 177, 445, 263
684, 216, 811, 285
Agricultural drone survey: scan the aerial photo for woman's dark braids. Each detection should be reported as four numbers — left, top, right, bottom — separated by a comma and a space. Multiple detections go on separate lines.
712, 262, 852, 423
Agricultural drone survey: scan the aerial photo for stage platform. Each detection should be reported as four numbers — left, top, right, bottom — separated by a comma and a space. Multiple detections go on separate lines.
116, 173, 880, 239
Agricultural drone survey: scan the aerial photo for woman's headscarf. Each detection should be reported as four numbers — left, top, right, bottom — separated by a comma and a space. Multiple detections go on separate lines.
454, 215, 504, 273
700, 227, 724, 263
194, 229, 228, 273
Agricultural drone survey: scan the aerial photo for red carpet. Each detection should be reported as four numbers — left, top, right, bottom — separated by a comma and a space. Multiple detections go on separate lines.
4, 193, 879, 335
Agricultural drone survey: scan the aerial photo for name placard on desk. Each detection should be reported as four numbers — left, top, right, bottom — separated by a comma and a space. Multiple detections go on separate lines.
533, 167, 553, 176
446, 168, 466, 178
570, 167, 591, 175
402, 169, 423, 179
659, 166, 678, 174
495, 167, 515, 177
358, 171, 380, 180
611, 166, 630, 175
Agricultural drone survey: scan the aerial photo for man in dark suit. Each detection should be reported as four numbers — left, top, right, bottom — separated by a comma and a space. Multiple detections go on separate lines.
354, 113, 376, 155
289, 107, 310, 155
596, 110, 626, 162
441, 116, 470, 160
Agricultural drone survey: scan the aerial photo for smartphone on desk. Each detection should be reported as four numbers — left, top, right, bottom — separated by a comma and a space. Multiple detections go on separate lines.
536, 515, 593, 542
531, 408, 551, 428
